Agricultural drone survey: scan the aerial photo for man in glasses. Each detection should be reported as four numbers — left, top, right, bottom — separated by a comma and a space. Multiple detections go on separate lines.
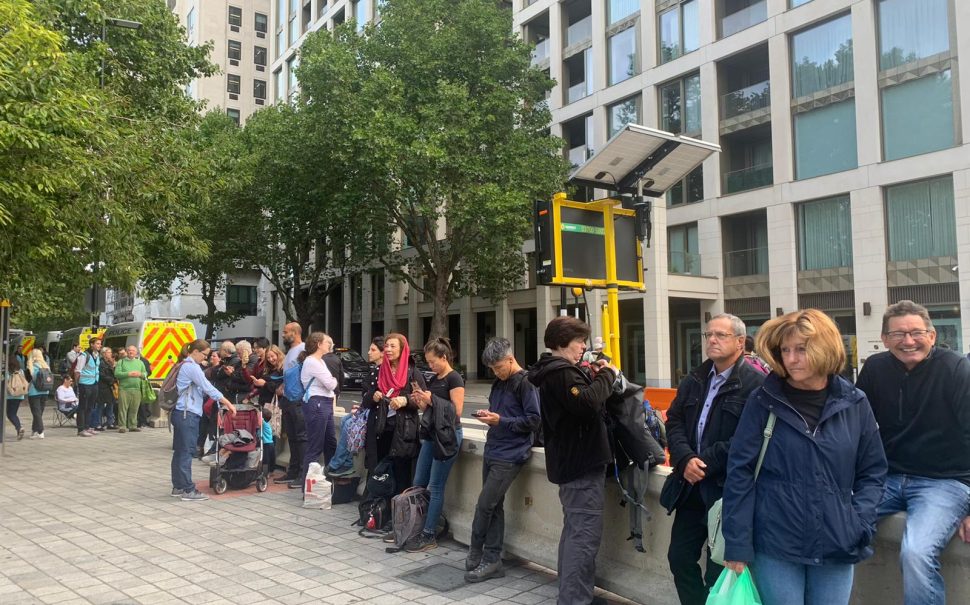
856, 300, 970, 605
663, 314, 766, 604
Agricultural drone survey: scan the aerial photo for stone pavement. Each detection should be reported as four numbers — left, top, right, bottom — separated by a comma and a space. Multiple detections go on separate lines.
0, 412, 635, 605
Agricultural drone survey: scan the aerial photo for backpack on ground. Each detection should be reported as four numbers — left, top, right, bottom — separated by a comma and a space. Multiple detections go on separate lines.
31, 367, 54, 392
356, 497, 390, 535
389, 486, 430, 549
6, 371, 29, 397
159, 361, 186, 412
282, 362, 305, 401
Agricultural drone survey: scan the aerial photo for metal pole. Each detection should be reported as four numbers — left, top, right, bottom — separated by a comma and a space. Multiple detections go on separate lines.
1, 300, 10, 457
602, 204, 622, 371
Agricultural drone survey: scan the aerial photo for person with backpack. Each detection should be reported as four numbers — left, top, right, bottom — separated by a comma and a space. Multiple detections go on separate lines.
298, 332, 340, 492
465, 337, 541, 582
5, 357, 29, 441
73, 339, 101, 437
171, 339, 237, 501
26, 349, 53, 439
743, 335, 770, 375
115, 345, 148, 433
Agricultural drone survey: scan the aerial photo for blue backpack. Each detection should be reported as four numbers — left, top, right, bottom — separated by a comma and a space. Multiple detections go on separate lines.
283, 363, 304, 401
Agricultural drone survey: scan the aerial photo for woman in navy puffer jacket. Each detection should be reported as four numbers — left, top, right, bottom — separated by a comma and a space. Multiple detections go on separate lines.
722, 309, 887, 605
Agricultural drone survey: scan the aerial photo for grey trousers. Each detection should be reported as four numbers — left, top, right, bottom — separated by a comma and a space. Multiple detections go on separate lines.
557, 467, 605, 605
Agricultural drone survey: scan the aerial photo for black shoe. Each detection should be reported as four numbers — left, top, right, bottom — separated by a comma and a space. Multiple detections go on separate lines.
465, 549, 483, 571
274, 475, 297, 484
404, 531, 437, 553
464, 559, 504, 583
287, 480, 302, 489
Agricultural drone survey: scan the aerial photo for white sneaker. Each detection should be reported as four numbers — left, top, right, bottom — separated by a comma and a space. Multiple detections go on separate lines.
29, 432, 38, 439
37, 432, 44, 439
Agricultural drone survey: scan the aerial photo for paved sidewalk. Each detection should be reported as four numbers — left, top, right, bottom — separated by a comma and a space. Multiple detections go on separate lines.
0, 414, 632, 605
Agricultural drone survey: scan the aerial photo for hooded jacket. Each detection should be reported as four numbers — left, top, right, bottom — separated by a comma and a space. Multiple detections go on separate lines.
528, 353, 615, 484
856, 347, 970, 485
722, 374, 887, 565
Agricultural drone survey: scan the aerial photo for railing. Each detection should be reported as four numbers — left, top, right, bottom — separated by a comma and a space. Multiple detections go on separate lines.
724, 246, 769, 277
568, 145, 590, 168
668, 251, 702, 275
567, 80, 590, 103
720, 0, 767, 38
566, 15, 592, 47
531, 38, 550, 65
723, 163, 772, 194
720, 80, 770, 119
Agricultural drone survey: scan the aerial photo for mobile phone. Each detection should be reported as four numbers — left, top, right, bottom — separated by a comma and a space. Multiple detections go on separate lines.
596, 352, 611, 363
474, 410, 487, 417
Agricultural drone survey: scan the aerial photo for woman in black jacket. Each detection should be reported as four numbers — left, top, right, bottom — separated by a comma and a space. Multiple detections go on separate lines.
361, 333, 426, 498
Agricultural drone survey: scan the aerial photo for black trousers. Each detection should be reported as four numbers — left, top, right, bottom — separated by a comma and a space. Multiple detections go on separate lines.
281, 398, 306, 478
369, 415, 413, 493
470, 458, 523, 564
667, 485, 723, 605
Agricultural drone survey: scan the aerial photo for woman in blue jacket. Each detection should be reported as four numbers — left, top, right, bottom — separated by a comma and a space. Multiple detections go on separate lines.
722, 309, 887, 605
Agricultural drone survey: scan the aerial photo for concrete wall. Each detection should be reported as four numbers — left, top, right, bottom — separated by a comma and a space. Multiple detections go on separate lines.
443, 426, 970, 605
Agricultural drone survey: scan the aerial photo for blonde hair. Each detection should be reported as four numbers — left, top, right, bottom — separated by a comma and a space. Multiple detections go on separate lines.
29, 349, 49, 370
265, 345, 285, 371
755, 309, 846, 379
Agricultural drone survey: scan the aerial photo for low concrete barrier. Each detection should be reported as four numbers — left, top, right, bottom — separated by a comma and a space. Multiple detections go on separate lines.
442, 426, 970, 605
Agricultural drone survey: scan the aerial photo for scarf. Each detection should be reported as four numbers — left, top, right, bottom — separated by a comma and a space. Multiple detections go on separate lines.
377, 336, 410, 395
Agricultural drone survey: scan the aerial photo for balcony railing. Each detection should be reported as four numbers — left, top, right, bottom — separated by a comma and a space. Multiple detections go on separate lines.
669, 251, 702, 276
566, 15, 592, 47
723, 163, 773, 194
720, 80, 770, 119
720, 0, 767, 38
531, 38, 550, 65
568, 145, 590, 168
724, 246, 769, 278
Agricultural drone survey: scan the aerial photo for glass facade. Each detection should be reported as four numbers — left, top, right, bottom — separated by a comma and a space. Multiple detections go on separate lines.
608, 0, 638, 25
608, 26, 637, 86
797, 196, 852, 270
608, 96, 640, 138
667, 166, 704, 207
669, 223, 700, 275
886, 176, 956, 261
660, 73, 701, 135
791, 14, 853, 98
660, 1, 699, 64
878, 0, 950, 70
274, 68, 284, 102
882, 71, 954, 161
355, 0, 368, 31
794, 99, 857, 179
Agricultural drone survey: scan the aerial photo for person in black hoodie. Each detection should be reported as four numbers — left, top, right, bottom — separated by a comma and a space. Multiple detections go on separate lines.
856, 300, 970, 605
528, 316, 616, 605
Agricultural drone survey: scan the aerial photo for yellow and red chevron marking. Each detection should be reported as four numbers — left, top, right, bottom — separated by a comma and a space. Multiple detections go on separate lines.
143, 323, 195, 380
21, 336, 35, 356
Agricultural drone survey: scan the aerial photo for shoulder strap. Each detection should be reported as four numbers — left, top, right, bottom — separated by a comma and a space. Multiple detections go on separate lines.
753, 411, 776, 480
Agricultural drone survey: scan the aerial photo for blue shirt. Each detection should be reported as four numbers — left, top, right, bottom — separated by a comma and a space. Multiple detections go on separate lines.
484, 371, 541, 464
697, 365, 733, 446
77, 352, 100, 386
175, 357, 225, 416
261, 420, 272, 445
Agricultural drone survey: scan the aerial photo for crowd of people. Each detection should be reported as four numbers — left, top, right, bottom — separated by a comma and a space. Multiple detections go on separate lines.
7, 297, 968, 605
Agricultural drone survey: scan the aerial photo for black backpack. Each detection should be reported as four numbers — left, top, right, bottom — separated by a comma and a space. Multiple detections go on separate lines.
365, 457, 396, 500
31, 366, 54, 392
356, 497, 390, 534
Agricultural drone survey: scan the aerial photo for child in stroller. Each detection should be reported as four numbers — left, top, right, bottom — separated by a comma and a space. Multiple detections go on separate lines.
208, 402, 268, 494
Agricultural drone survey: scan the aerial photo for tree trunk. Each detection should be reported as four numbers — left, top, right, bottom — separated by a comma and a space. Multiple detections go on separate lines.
428, 275, 451, 340
201, 277, 218, 340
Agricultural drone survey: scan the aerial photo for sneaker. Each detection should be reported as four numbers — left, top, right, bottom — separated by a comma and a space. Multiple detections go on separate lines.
201, 454, 217, 465
170, 488, 185, 497
17, 428, 25, 441
107, 425, 117, 430
274, 474, 297, 484
118, 428, 127, 433
29, 432, 38, 440
83, 429, 97, 436
129, 427, 142, 433
95, 426, 106, 432
465, 548, 483, 571
404, 532, 437, 553
382, 531, 397, 544
180, 490, 209, 501
464, 559, 505, 583
37, 433, 44, 439
78, 431, 92, 437
287, 480, 302, 489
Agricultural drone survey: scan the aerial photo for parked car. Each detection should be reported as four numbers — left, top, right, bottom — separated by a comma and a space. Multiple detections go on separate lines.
411, 350, 467, 384
332, 347, 371, 392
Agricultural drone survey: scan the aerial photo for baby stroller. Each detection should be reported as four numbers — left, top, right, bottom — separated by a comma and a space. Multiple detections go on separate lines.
208, 403, 268, 494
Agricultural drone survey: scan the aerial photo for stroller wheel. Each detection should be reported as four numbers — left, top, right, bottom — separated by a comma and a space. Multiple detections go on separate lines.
213, 477, 228, 495
256, 476, 268, 492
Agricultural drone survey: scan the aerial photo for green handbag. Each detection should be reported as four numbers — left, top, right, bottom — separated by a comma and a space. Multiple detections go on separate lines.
141, 379, 157, 403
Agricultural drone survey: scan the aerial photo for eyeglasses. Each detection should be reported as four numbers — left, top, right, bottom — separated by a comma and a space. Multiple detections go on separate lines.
703, 331, 740, 341
885, 329, 932, 342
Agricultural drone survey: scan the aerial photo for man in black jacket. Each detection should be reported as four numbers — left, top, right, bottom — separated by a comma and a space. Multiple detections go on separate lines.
529, 316, 616, 605
856, 300, 970, 605
663, 313, 765, 605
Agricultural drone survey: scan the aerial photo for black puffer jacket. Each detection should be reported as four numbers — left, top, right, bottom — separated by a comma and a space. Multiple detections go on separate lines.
361, 364, 427, 470
528, 353, 615, 484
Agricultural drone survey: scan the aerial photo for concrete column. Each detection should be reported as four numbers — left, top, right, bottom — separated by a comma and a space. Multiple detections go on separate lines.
547, 1, 563, 113
767, 31, 793, 184
495, 299, 513, 343
407, 281, 420, 348
535, 284, 555, 356
590, 0, 606, 93
850, 187, 889, 363
341, 277, 352, 346
851, 0, 880, 168
360, 273, 373, 352
955, 0, 970, 146
459, 297, 475, 378
766, 203, 798, 316
640, 0, 658, 70
953, 169, 970, 350
642, 202, 671, 387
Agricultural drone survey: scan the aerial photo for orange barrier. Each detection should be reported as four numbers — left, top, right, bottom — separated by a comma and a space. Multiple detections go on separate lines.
644, 387, 678, 466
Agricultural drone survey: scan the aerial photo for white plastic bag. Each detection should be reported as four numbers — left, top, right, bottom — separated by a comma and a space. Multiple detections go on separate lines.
302, 462, 332, 509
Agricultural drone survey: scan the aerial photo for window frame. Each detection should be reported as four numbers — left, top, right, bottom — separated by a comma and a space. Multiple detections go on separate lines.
253, 79, 267, 100
607, 94, 641, 138
226, 285, 258, 316
659, 72, 701, 137
607, 22, 639, 86
228, 5, 243, 27
255, 12, 268, 33
226, 108, 241, 125
227, 39, 242, 61
658, 0, 699, 64
796, 195, 853, 271
254, 46, 267, 67
227, 74, 241, 94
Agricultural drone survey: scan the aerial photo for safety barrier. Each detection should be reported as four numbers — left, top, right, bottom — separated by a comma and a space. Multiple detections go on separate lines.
443, 426, 970, 605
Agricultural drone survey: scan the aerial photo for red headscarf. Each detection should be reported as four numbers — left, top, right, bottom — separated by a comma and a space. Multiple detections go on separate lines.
377, 333, 410, 395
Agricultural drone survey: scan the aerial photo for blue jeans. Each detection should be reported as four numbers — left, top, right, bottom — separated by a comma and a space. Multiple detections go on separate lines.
171, 411, 201, 492
752, 552, 854, 605
413, 427, 463, 534
878, 473, 970, 605
326, 413, 356, 474
301, 396, 336, 487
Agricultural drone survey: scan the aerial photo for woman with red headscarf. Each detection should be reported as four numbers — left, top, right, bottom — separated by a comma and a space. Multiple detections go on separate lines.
362, 333, 427, 501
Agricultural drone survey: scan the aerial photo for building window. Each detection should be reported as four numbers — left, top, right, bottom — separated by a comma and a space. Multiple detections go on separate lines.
254, 46, 267, 67
355, 0, 368, 31
660, 73, 701, 136
228, 6, 242, 27
226, 108, 241, 125
668, 223, 700, 275
186, 7, 197, 42
276, 30, 285, 56
254, 79, 267, 100
255, 12, 268, 33
720, 0, 766, 39
227, 285, 258, 316
274, 68, 284, 102
228, 40, 241, 61
608, 95, 640, 138
797, 196, 852, 270
659, 0, 699, 64
886, 176, 956, 262
608, 0, 638, 25
794, 99, 857, 179
287, 57, 298, 100
791, 14, 853, 98
278, 0, 286, 25
791, 0, 812, 6
667, 166, 704, 207
227, 74, 241, 94
878, 0, 955, 161
563, 48, 593, 104
289, 15, 298, 45
608, 25, 637, 86
723, 212, 768, 277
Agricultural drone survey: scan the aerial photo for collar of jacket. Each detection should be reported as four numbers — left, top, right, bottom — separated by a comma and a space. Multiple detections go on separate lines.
688, 354, 747, 394
886, 346, 938, 375
759, 372, 861, 428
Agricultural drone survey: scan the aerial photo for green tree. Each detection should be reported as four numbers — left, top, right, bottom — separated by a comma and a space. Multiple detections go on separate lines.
298, 0, 568, 339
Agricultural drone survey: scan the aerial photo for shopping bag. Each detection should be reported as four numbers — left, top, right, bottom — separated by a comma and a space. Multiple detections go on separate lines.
302, 462, 333, 509
141, 379, 157, 403
705, 567, 762, 605
346, 409, 368, 454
